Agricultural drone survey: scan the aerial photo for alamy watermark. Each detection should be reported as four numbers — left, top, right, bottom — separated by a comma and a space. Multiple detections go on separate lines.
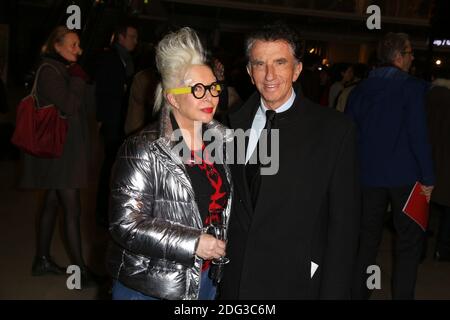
170, 124, 280, 176
366, 5, 381, 30
366, 265, 382, 290
66, 5, 81, 30
66, 3, 381, 31
66, 265, 81, 290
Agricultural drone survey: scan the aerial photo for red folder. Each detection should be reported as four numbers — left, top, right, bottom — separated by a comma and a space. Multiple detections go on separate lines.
402, 182, 430, 231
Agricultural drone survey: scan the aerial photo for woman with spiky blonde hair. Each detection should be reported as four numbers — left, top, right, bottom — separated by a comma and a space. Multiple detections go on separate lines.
107, 27, 233, 300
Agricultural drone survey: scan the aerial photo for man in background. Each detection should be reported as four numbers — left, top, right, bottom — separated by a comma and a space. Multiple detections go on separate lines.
346, 32, 435, 300
95, 22, 138, 227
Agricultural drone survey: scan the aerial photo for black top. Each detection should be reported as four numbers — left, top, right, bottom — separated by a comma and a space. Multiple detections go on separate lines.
170, 114, 230, 225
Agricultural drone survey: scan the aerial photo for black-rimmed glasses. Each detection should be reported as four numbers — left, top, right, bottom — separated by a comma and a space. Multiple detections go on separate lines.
166, 82, 222, 99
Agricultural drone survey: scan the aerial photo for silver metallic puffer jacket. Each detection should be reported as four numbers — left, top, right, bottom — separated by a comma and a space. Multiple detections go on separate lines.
107, 105, 233, 300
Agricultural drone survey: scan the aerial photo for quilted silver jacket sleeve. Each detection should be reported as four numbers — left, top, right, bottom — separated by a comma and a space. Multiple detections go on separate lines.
109, 135, 202, 267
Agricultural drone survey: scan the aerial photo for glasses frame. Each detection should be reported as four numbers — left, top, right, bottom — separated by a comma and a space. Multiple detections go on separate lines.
165, 82, 222, 99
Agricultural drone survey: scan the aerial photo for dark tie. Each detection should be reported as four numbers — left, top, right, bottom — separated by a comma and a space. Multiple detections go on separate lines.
263, 110, 277, 161
246, 109, 277, 209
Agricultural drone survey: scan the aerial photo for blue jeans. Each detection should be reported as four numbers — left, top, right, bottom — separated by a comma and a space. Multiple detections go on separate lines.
112, 269, 216, 300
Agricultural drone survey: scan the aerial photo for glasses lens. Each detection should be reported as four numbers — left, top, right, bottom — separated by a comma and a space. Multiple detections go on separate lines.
209, 83, 221, 97
191, 83, 222, 99
192, 84, 206, 99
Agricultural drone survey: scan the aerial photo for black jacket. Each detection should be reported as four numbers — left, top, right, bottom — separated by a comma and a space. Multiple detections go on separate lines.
220, 91, 360, 299
20, 57, 95, 189
95, 47, 130, 139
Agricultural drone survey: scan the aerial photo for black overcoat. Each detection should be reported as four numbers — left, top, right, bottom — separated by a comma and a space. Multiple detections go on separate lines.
220, 92, 360, 299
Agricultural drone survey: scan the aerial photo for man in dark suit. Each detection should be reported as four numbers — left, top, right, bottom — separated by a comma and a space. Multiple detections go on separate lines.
95, 22, 138, 227
219, 22, 360, 299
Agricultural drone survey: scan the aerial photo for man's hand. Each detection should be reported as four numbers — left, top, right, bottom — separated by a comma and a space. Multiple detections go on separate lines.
420, 185, 434, 203
195, 233, 226, 260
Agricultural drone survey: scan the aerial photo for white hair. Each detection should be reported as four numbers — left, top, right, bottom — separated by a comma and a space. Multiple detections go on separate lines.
153, 27, 206, 114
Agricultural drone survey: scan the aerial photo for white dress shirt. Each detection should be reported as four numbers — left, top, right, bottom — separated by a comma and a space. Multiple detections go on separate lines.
245, 89, 296, 163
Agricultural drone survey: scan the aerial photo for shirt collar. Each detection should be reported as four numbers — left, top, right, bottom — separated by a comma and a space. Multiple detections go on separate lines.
259, 88, 296, 115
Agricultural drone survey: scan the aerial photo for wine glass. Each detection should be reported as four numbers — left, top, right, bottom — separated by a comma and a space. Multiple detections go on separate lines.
206, 207, 230, 265
208, 221, 230, 265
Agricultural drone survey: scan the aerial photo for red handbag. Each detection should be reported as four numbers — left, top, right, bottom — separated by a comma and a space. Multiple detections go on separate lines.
11, 63, 68, 158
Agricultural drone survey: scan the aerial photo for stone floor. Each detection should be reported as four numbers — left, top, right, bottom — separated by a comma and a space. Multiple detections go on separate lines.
371, 215, 450, 300
0, 159, 110, 300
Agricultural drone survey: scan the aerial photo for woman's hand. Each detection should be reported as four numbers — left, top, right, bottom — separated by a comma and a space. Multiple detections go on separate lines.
195, 233, 226, 260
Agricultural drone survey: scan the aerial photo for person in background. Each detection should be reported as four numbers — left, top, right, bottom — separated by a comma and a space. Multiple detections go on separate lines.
346, 32, 435, 300
211, 57, 242, 123
19, 26, 97, 288
124, 44, 159, 136
0, 63, 7, 114
328, 63, 352, 108
124, 67, 158, 136
107, 27, 233, 300
95, 22, 138, 228
426, 67, 450, 262
335, 63, 368, 113
318, 66, 331, 107
298, 53, 322, 103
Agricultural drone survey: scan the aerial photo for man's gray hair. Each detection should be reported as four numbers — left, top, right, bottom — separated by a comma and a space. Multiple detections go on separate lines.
377, 32, 410, 65
245, 22, 302, 65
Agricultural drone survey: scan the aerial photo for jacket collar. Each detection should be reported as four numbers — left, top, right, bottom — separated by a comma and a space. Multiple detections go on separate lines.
155, 104, 233, 181
228, 89, 306, 131
153, 104, 233, 229
369, 66, 410, 81
41, 53, 71, 66
227, 89, 309, 215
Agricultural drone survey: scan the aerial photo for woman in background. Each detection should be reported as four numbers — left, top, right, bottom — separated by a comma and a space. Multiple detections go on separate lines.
20, 26, 96, 288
